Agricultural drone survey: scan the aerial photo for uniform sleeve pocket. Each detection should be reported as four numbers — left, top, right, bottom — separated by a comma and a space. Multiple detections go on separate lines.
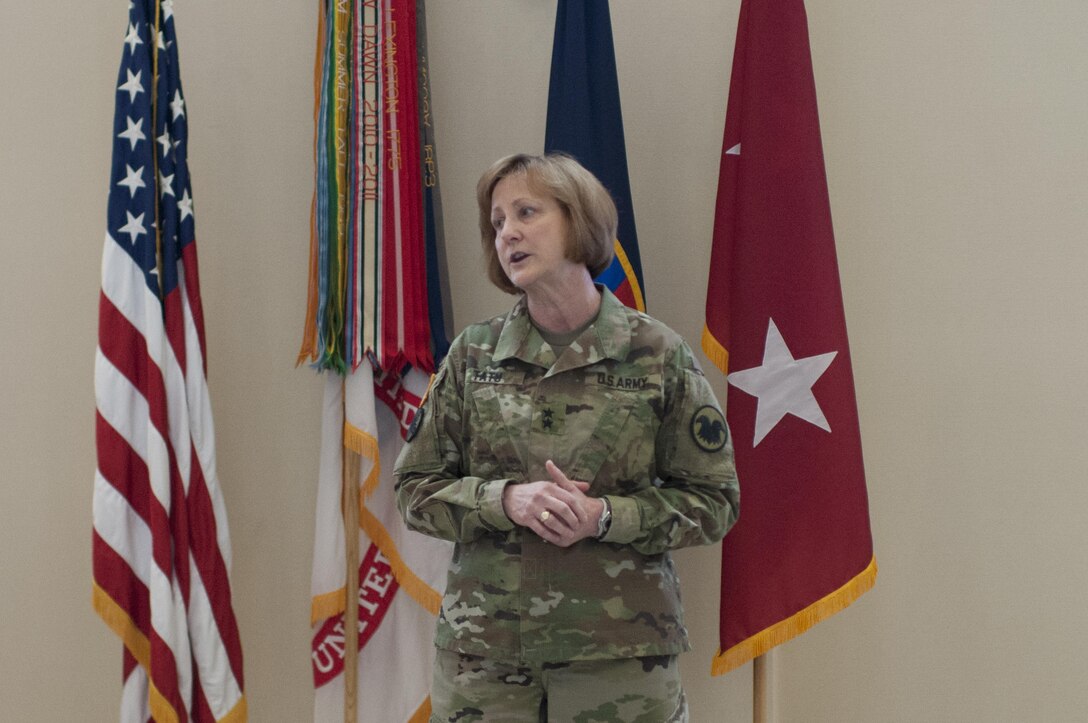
469, 385, 525, 478
393, 400, 443, 474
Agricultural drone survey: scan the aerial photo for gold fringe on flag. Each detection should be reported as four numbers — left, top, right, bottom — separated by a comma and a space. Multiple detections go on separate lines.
359, 504, 442, 616
148, 680, 178, 723
701, 324, 731, 377
343, 421, 381, 499
408, 699, 432, 723
95, 583, 252, 723
711, 557, 878, 675
310, 422, 442, 625
310, 587, 347, 627
92, 583, 151, 668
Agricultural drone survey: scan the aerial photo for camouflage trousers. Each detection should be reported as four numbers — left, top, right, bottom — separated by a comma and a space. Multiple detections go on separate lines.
429, 649, 688, 723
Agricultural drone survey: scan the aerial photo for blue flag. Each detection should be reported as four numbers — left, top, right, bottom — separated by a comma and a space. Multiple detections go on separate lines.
545, 0, 646, 310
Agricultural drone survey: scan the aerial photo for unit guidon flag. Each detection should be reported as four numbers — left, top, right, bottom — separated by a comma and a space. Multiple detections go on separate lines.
703, 0, 877, 675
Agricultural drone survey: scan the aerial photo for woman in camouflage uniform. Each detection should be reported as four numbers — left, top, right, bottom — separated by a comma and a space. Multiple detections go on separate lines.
395, 153, 739, 722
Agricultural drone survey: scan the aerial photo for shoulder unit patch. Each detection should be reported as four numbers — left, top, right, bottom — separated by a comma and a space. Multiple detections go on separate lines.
405, 405, 425, 442
690, 405, 727, 453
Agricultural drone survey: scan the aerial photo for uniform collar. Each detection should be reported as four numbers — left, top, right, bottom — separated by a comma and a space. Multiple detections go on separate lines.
493, 285, 632, 373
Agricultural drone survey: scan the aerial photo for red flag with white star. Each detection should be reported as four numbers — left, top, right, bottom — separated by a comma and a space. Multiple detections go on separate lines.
702, 0, 876, 675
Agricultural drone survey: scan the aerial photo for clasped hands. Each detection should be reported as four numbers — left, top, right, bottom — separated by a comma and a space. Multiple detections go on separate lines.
501, 460, 605, 547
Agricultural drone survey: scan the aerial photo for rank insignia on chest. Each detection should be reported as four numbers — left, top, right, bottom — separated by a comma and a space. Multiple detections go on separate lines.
690, 405, 727, 452
535, 406, 564, 435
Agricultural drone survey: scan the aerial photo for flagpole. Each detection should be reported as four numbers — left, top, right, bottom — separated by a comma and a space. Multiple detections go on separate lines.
341, 379, 360, 723
753, 649, 776, 723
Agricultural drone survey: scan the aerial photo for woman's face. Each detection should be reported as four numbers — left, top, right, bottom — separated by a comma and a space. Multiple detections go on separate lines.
491, 173, 578, 295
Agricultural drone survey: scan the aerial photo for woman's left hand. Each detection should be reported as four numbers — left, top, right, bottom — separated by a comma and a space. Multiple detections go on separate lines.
541, 458, 609, 543
501, 460, 604, 546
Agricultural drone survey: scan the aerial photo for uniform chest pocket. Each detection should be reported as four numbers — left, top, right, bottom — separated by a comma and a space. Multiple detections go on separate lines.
574, 389, 671, 494
468, 382, 529, 478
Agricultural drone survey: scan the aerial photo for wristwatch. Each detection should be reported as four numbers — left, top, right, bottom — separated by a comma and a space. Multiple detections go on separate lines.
596, 497, 612, 539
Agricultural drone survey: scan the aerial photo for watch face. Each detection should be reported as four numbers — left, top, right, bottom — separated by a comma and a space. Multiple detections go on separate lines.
597, 502, 612, 538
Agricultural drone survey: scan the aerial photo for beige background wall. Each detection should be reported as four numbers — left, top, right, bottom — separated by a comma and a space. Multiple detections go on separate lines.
3, 1, 1086, 721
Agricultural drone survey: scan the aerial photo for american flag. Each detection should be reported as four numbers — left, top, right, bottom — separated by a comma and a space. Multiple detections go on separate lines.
92, 1, 247, 720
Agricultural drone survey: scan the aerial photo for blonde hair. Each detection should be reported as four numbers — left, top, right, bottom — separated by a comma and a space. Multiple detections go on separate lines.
477, 153, 617, 294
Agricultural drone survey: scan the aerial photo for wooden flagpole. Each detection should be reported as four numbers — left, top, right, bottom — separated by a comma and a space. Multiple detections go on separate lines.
332, 0, 355, 712
341, 381, 360, 723
753, 649, 776, 723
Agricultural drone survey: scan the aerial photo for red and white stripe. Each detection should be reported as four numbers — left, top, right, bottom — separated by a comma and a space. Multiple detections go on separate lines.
94, 232, 246, 722
378, 0, 430, 373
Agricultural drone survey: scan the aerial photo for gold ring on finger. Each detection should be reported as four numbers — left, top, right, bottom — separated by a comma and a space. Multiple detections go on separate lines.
539, 510, 551, 522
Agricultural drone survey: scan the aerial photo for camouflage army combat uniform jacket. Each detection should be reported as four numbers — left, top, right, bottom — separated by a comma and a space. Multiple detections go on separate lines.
394, 286, 739, 664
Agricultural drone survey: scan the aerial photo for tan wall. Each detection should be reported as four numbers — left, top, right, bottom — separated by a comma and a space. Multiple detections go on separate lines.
3, 1, 1086, 721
